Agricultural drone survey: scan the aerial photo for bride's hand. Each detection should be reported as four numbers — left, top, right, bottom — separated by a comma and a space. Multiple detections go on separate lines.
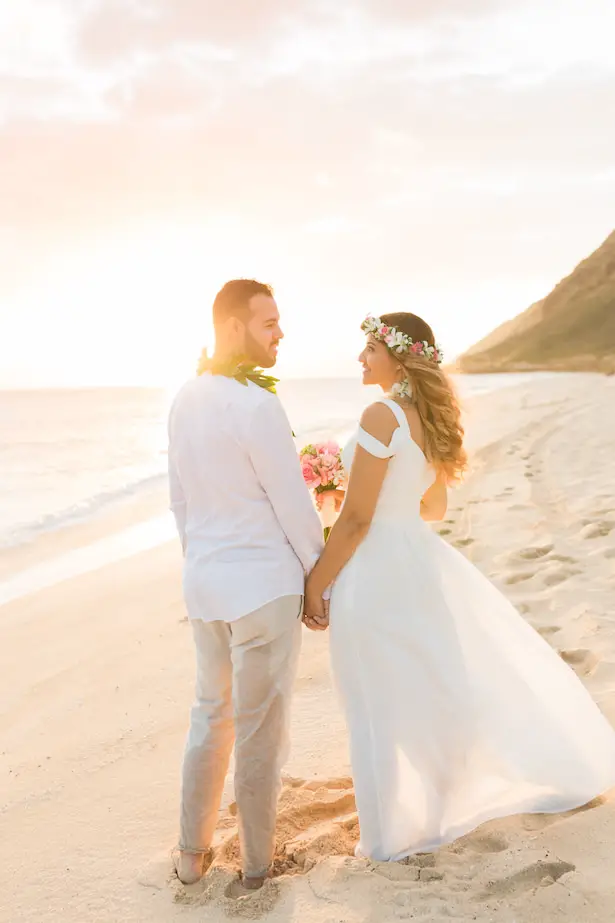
315, 489, 345, 513
302, 588, 329, 631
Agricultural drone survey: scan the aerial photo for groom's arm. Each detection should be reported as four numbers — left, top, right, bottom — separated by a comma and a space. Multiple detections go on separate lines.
168, 453, 187, 554
167, 404, 187, 554
246, 395, 324, 573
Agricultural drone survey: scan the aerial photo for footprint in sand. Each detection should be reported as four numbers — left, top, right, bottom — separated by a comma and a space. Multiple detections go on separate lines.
559, 648, 599, 676
403, 852, 437, 869
512, 800, 603, 836
454, 538, 475, 548
542, 565, 581, 587
511, 544, 554, 563
218, 776, 358, 878
580, 521, 614, 540
504, 571, 535, 586
166, 777, 360, 912
587, 509, 615, 520
537, 625, 560, 639
456, 832, 509, 855
478, 859, 575, 901
438, 529, 452, 537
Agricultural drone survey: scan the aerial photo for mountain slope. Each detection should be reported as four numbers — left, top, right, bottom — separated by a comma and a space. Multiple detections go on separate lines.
458, 231, 615, 373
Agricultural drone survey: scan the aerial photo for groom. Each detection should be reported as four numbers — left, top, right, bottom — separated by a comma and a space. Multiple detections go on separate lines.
167, 279, 325, 889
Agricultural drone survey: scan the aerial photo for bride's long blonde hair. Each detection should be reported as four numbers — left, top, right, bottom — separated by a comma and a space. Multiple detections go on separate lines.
380, 312, 468, 484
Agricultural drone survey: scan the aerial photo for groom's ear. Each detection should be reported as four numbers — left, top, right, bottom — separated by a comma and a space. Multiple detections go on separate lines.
229, 315, 247, 339
219, 315, 245, 342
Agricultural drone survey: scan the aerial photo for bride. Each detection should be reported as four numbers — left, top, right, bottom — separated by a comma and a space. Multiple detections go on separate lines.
303, 312, 615, 862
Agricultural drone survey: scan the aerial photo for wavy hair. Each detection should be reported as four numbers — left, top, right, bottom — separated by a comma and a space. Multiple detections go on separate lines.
380, 312, 468, 483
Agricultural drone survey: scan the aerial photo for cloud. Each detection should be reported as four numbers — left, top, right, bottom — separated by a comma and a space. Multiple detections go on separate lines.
357, 0, 508, 23
1, 61, 613, 288
76, 0, 317, 64
1, 0, 614, 331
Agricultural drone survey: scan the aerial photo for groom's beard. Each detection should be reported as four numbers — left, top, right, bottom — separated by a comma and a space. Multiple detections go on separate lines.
244, 330, 279, 369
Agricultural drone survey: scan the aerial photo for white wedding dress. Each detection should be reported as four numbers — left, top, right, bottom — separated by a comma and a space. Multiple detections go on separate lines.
329, 398, 615, 862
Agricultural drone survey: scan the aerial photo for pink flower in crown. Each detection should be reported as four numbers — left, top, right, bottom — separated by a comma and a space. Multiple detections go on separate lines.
412, 341, 424, 355
378, 325, 390, 337
384, 333, 397, 348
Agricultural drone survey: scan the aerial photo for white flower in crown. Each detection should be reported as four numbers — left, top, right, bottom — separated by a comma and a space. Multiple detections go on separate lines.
362, 316, 381, 335
385, 330, 407, 353
361, 315, 443, 365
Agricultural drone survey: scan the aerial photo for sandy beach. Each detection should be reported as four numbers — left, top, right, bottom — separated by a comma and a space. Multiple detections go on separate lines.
2, 372, 615, 923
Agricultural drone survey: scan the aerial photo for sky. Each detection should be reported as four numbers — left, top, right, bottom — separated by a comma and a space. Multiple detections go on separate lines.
1, 0, 614, 387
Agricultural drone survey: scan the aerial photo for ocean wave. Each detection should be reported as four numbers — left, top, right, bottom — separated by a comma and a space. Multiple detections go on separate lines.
1, 472, 168, 551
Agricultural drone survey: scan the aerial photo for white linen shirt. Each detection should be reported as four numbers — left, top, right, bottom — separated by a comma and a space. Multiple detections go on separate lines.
167, 373, 324, 623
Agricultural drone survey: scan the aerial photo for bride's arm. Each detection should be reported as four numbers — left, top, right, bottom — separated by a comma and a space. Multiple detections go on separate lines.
305, 404, 396, 605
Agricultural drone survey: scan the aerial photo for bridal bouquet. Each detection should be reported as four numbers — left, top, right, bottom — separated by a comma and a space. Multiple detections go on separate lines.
300, 441, 344, 539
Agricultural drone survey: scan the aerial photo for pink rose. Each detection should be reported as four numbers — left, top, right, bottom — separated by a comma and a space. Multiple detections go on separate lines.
319, 440, 340, 456
318, 453, 341, 487
301, 460, 321, 489
319, 453, 337, 469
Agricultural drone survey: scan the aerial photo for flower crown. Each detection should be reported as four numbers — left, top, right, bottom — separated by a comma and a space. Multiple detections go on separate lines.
361, 315, 443, 365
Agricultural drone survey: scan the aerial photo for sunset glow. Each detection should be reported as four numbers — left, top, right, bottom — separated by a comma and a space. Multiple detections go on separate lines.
1, 0, 614, 386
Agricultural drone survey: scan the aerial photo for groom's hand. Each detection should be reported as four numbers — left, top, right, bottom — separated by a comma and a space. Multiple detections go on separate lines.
302, 593, 329, 631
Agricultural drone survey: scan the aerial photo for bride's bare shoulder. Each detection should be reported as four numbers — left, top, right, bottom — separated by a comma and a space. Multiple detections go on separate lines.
360, 402, 398, 444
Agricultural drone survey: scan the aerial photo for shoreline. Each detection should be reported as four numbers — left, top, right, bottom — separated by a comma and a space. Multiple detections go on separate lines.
1, 372, 602, 601
0, 371, 573, 572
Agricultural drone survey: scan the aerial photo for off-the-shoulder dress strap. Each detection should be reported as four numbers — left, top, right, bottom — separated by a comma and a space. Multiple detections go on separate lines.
355, 399, 410, 459
356, 427, 396, 459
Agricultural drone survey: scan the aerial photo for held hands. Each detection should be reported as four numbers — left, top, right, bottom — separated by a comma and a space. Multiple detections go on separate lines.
302, 585, 330, 631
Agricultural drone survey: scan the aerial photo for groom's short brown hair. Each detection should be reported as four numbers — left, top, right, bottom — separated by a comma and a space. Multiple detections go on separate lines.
212, 279, 274, 328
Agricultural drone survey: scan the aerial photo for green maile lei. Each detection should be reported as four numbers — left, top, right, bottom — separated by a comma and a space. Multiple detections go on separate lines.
197, 350, 295, 435
197, 351, 279, 393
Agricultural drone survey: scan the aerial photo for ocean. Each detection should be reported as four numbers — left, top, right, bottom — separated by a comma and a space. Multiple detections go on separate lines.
0, 373, 550, 552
